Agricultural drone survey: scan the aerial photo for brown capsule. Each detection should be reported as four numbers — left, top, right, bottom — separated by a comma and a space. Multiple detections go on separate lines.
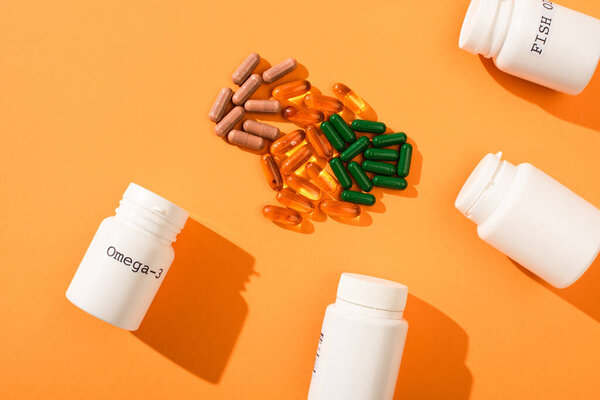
270, 129, 305, 156
243, 120, 279, 140
286, 174, 321, 201
208, 87, 234, 122
262, 58, 298, 83
305, 162, 340, 195
283, 105, 324, 125
232, 53, 261, 85
244, 100, 281, 113
305, 124, 333, 159
320, 200, 361, 218
304, 93, 344, 114
280, 145, 312, 175
215, 106, 245, 137
276, 188, 315, 213
272, 80, 311, 100
262, 205, 302, 225
261, 154, 283, 191
232, 74, 262, 105
227, 130, 265, 150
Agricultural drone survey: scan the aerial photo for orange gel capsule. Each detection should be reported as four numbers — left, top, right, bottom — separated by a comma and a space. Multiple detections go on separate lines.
305, 162, 340, 195
332, 83, 368, 114
286, 174, 322, 201
272, 80, 311, 100
280, 145, 312, 175
305, 124, 333, 159
262, 205, 302, 225
276, 188, 315, 213
283, 105, 324, 125
304, 93, 344, 114
270, 129, 305, 156
320, 200, 361, 218
261, 154, 283, 191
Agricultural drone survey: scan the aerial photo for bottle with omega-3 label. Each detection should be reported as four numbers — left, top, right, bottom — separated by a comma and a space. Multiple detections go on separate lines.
66, 183, 188, 330
459, 0, 600, 94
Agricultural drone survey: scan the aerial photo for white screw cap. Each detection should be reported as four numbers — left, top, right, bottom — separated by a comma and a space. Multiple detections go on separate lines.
337, 273, 408, 312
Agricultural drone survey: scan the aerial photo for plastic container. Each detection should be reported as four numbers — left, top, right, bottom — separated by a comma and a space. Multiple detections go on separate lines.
66, 183, 189, 330
456, 152, 600, 288
459, 0, 600, 94
308, 273, 409, 400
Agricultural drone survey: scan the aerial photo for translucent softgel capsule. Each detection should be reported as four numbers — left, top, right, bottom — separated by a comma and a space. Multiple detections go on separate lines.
280, 145, 312, 175
283, 105, 324, 125
262, 205, 302, 225
332, 83, 368, 114
305, 124, 333, 159
320, 200, 361, 218
270, 129, 306, 156
286, 174, 322, 201
272, 80, 311, 100
305, 162, 340, 195
304, 93, 344, 114
261, 154, 284, 191
276, 188, 315, 213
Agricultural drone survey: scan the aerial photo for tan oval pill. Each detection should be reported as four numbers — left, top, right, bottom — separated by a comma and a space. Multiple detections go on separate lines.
214, 106, 245, 137
232, 74, 262, 105
244, 100, 281, 113
227, 129, 265, 150
243, 119, 280, 140
232, 53, 261, 85
262, 58, 298, 83
208, 87, 234, 122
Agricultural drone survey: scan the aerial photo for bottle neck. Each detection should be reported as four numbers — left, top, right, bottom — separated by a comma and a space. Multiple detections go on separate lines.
335, 297, 404, 320
115, 197, 181, 244
459, 0, 514, 58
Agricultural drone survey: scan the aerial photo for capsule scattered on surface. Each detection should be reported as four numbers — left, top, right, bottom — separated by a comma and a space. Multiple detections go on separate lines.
320, 121, 345, 152
272, 80, 311, 100
262, 205, 302, 225
372, 132, 407, 148
261, 154, 284, 191
227, 130, 265, 150
361, 160, 396, 176
243, 120, 280, 140
340, 190, 376, 206
351, 120, 386, 134
286, 174, 322, 201
347, 161, 373, 192
276, 188, 315, 213
232, 74, 262, 105
305, 124, 333, 159
397, 143, 413, 178
372, 175, 407, 190
305, 162, 340, 195
320, 200, 361, 219
329, 158, 353, 190
340, 136, 370, 162
363, 148, 399, 161
283, 105, 324, 125
329, 114, 356, 143
332, 83, 368, 115
208, 87, 234, 122
263, 58, 298, 83
280, 145, 312, 175
244, 100, 281, 113
270, 129, 305, 155
215, 106, 245, 137
232, 53, 261, 85
304, 93, 344, 114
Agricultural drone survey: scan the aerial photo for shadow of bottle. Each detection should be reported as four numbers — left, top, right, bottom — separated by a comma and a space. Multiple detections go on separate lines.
395, 295, 472, 400
132, 218, 256, 383
479, 55, 600, 132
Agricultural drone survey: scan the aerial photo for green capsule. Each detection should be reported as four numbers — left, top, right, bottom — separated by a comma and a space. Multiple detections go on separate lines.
341, 190, 376, 206
320, 121, 346, 152
372, 175, 407, 190
397, 143, 412, 178
363, 148, 399, 161
351, 120, 386, 134
329, 114, 356, 143
362, 160, 396, 176
330, 157, 353, 190
347, 161, 373, 192
372, 132, 407, 148
340, 136, 370, 162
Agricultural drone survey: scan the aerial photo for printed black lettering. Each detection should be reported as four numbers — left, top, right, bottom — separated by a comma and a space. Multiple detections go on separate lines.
132, 261, 142, 272
141, 265, 149, 274
123, 257, 132, 266
531, 43, 543, 55
539, 25, 550, 35
541, 16, 552, 26
534, 34, 547, 44
113, 251, 124, 262
105, 246, 157, 279
107, 246, 116, 257
542, 0, 554, 10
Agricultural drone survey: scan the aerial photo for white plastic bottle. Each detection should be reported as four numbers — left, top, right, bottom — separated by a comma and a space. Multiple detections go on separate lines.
459, 0, 600, 94
456, 152, 600, 288
308, 273, 408, 400
66, 183, 189, 330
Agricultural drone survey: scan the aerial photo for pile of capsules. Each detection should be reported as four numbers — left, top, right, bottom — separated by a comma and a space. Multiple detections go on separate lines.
208, 53, 414, 227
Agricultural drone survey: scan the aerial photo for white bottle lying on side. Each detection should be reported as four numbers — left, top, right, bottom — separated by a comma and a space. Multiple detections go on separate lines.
308, 273, 409, 400
456, 152, 600, 288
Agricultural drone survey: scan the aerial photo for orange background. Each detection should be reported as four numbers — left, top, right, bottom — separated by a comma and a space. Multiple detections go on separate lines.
1, 1, 600, 399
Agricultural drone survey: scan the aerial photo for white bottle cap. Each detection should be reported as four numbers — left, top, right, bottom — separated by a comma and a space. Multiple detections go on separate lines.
459, 0, 506, 57
337, 273, 408, 312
